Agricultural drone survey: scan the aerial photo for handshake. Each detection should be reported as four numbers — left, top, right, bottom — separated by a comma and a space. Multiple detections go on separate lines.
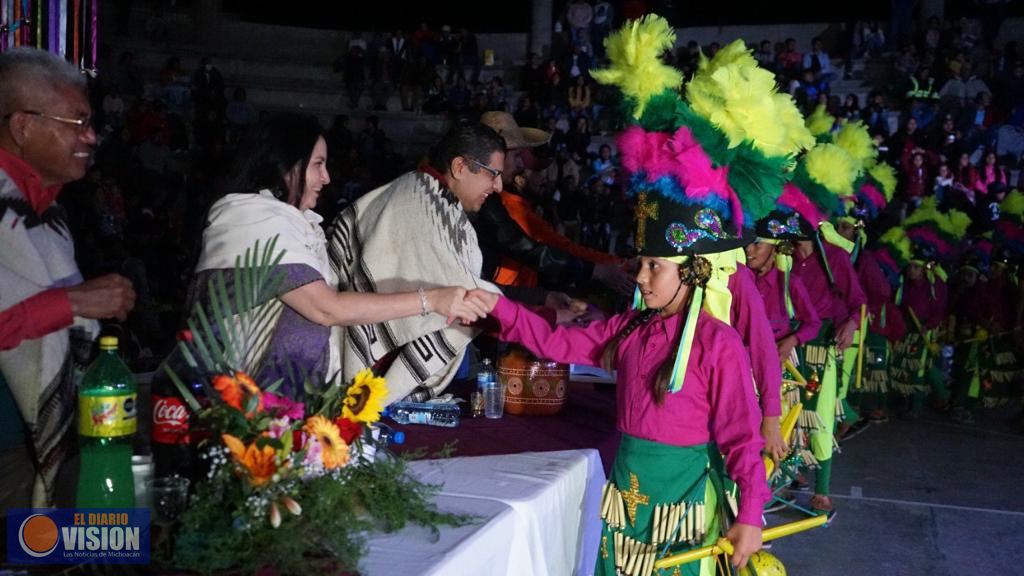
435, 288, 600, 326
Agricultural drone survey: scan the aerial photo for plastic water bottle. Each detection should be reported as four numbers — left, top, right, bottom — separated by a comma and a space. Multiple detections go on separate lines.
76, 336, 137, 508
478, 359, 503, 419
385, 402, 461, 427
375, 422, 406, 447
473, 358, 495, 418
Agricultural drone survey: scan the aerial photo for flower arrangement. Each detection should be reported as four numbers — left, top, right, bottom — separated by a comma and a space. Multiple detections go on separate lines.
157, 239, 462, 575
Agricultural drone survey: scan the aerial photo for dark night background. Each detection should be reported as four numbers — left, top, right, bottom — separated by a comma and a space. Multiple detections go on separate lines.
218, 0, 1022, 32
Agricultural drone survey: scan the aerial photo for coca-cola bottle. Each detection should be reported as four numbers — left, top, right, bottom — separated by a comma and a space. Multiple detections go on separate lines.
151, 332, 207, 481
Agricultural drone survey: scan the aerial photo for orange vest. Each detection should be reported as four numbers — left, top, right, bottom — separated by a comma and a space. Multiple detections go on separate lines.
493, 191, 621, 287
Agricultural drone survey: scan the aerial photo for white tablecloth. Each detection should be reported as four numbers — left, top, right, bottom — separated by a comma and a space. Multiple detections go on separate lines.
361, 449, 606, 576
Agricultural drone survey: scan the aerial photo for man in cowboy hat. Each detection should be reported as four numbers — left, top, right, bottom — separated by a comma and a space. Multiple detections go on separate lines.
475, 111, 633, 297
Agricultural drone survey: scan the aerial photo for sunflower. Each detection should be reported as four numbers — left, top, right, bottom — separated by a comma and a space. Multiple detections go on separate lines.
222, 434, 277, 487
342, 369, 387, 423
303, 416, 350, 469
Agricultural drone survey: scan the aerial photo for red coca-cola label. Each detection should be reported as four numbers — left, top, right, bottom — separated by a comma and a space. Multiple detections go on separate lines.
152, 395, 190, 444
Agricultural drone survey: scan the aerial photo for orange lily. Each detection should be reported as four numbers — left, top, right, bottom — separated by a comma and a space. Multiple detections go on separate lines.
222, 434, 277, 487
212, 372, 264, 416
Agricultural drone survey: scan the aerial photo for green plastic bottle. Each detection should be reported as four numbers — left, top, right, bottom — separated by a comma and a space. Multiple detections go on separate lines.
76, 336, 137, 508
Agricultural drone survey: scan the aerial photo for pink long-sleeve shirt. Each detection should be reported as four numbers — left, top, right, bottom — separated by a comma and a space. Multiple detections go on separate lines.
491, 296, 770, 526
793, 242, 867, 329
728, 265, 783, 418
753, 267, 822, 345
901, 276, 947, 330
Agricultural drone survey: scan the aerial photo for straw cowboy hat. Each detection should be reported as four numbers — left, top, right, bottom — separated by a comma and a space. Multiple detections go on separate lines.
480, 111, 551, 149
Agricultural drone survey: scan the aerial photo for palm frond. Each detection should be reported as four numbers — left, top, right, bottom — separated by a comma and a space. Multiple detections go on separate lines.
169, 235, 288, 389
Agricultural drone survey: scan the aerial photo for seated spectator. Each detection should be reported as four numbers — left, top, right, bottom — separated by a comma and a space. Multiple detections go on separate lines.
567, 75, 592, 118
567, 115, 592, 163
592, 143, 615, 182
958, 92, 996, 151
906, 66, 940, 129
930, 113, 962, 161
951, 152, 979, 205
565, 0, 594, 46
901, 148, 938, 202
542, 71, 568, 114
422, 75, 448, 114
863, 91, 891, 136
563, 43, 591, 81
776, 38, 802, 80
974, 150, 1008, 199
862, 22, 886, 57
940, 63, 991, 113
545, 143, 580, 191
793, 68, 829, 112
514, 94, 541, 128
894, 43, 920, 78
803, 37, 834, 82
755, 40, 775, 70
933, 163, 953, 203
487, 77, 508, 112
841, 94, 862, 121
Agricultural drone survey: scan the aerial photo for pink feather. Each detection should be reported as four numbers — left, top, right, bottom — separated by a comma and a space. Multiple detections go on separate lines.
907, 227, 951, 257
616, 125, 744, 231
859, 183, 887, 211
779, 184, 825, 230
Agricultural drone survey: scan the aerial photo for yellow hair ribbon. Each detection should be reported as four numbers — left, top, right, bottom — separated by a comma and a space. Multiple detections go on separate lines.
819, 221, 855, 254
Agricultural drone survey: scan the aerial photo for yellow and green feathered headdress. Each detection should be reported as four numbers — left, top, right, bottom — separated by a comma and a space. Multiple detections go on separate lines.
903, 197, 971, 266
805, 105, 835, 141
593, 16, 814, 233
791, 142, 860, 218
876, 226, 913, 286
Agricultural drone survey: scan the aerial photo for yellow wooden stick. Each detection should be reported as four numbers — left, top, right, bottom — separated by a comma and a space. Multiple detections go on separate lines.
764, 402, 802, 478
855, 304, 867, 390
782, 359, 807, 385
653, 515, 829, 570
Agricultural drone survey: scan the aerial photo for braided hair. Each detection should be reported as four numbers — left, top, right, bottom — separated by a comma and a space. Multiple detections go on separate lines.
600, 256, 713, 404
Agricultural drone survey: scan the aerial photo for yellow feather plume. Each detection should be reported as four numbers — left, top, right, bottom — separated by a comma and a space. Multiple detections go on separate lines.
805, 143, 859, 196
686, 39, 814, 158
880, 227, 912, 262
591, 15, 683, 119
866, 162, 898, 200
805, 105, 835, 138
947, 209, 972, 240
832, 121, 877, 169
1000, 189, 1024, 218
903, 197, 942, 228
904, 197, 971, 240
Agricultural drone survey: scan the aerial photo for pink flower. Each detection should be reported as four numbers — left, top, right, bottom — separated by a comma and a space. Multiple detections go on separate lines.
303, 435, 323, 469
268, 416, 292, 439
263, 393, 305, 420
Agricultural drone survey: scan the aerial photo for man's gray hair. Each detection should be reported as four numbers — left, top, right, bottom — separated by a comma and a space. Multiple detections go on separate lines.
0, 47, 86, 117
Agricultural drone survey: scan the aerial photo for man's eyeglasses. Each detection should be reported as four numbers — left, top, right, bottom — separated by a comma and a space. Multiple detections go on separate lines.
467, 158, 502, 180
2, 110, 93, 133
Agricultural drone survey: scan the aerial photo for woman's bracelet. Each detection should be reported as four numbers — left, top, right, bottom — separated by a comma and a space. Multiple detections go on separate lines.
417, 288, 429, 316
